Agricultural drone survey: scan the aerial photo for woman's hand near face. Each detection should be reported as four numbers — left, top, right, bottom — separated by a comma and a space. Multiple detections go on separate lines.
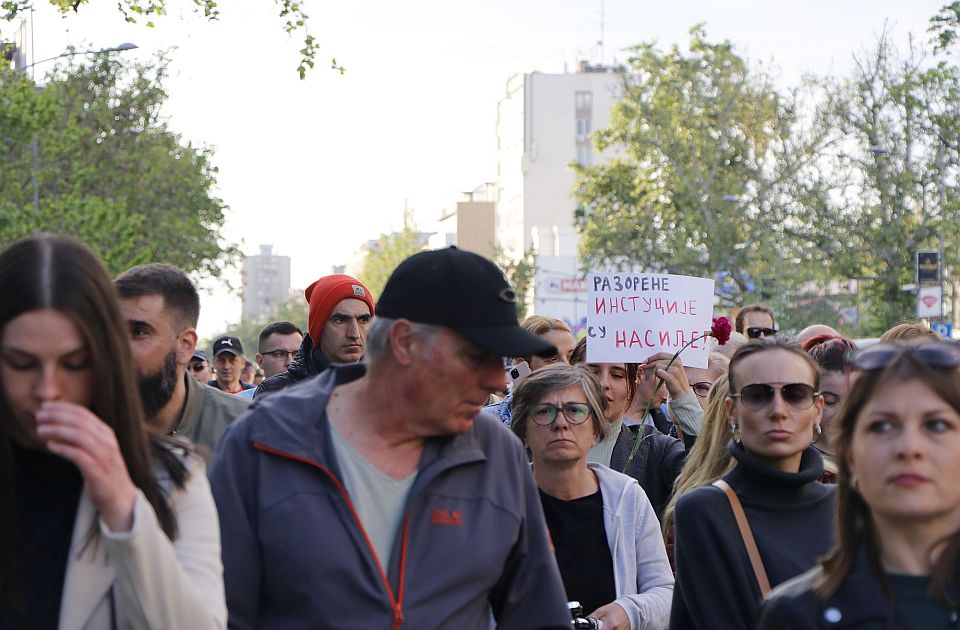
589, 601, 629, 630
35, 401, 138, 533
645, 351, 692, 399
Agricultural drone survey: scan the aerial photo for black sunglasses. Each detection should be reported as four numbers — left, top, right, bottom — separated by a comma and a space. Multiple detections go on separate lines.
730, 382, 819, 411
852, 342, 960, 372
188, 362, 207, 372
746, 326, 778, 339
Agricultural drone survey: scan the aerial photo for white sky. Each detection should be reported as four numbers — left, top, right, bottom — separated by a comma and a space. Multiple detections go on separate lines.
19, 0, 945, 337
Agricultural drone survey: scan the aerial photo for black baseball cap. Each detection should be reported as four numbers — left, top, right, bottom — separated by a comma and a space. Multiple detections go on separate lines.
213, 336, 244, 357
376, 247, 556, 358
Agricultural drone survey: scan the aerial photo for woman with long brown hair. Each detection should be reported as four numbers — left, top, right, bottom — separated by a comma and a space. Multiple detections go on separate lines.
758, 341, 960, 628
0, 234, 224, 629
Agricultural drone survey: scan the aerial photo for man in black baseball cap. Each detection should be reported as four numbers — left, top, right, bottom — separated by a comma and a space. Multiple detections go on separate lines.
210, 247, 569, 628
210, 335, 254, 394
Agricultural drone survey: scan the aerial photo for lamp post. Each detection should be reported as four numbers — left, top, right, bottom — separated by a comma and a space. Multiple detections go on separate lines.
17, 42, 138, 73
14, 43, 138, 218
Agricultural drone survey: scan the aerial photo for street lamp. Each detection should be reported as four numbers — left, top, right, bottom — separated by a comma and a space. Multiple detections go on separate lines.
17, 43, 138, 73
14, 42, 138, 217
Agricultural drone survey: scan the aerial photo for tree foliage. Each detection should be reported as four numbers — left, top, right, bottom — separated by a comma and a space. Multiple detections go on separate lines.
493, 245, 537, 319
1, 0, 338, 78
201, 293, 309, 359
574, 25, 960, 335
574, 26, 828, 315
0, 53, 237, 277
800, 32, 960, 334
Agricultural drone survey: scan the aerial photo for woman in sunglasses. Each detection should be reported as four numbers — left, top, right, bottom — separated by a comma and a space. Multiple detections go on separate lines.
0, 235, 225, 629
512, 364, 673, 630
757, 341, 960, 628
670, 337, 835, 630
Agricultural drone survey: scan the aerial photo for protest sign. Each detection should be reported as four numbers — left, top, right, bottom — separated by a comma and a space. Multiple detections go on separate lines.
586, 272, 715, 368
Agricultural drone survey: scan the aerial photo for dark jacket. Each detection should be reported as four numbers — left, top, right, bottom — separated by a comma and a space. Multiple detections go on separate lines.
756, 548, 960, 629
670, 444, 836, 630
173, 373, 250, 456
610, 423, 686, 520
209, 364, 571, 630
254, 333, 330, 399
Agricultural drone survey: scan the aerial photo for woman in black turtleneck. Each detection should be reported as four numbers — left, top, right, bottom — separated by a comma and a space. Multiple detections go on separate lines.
669, 337, 835, 630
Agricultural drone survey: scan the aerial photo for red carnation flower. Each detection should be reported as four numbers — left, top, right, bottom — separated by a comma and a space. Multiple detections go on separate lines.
711, 317, 732, 346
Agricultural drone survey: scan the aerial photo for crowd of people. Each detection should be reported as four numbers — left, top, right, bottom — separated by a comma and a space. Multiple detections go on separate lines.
4, 232, 960, 630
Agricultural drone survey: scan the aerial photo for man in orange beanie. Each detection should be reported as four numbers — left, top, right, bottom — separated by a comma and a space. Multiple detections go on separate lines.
255, 274, 374, 398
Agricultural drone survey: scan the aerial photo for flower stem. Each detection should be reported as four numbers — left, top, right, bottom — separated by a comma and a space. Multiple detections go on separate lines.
620, 333, 707, 474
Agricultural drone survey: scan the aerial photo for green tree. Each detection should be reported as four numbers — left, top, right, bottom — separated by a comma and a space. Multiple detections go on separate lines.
493, 245, 537, 319
201, 293, 309, 358
0, 53, 238, 277
359, 205, 425, 300
1, 0, 337, 78
573, 26, 829, 313
804, 32, 960, 334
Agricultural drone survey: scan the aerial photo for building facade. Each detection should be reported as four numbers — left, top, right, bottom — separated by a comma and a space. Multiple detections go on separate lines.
241, 244, 292, 322
495, 63, 622, 329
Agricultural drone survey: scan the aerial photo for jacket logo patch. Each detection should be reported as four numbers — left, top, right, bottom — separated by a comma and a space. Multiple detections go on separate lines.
431, 509, 462, 526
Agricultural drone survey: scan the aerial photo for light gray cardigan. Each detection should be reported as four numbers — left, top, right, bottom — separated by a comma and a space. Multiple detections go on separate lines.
591, 462, 674, 630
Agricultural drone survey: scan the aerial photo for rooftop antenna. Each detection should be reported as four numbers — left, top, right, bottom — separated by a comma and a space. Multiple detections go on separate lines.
598, 0, 605, 64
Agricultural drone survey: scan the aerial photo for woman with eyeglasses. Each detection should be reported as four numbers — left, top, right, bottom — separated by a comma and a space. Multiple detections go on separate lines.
0, 235, 225, 629
757, 341, 960, 629
802, 334, 857, 483
669, 337, 835, 630
512, 365, 673, 630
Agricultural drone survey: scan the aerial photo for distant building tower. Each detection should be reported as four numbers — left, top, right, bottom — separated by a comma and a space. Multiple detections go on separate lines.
496, 63, 622, 330
241, 244, 291, 322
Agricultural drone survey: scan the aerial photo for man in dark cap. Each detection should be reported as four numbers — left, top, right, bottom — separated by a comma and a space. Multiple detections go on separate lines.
210, 247, 571, 629
209, 335, 255, 394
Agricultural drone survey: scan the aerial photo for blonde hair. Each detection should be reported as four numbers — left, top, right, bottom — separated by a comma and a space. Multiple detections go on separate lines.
661, 374, 732, 536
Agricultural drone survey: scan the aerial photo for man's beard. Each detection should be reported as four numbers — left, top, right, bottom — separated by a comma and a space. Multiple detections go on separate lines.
138, 349, 179, 420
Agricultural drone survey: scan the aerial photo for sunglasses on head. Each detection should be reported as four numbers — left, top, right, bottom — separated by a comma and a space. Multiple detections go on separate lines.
746, 326, 778, 339
852, 342, 960, 372
730, 382, 819, 411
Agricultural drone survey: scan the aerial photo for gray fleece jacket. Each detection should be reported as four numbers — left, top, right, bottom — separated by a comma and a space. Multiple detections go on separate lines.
591, 463, 674, 630
209, 364, 571, 630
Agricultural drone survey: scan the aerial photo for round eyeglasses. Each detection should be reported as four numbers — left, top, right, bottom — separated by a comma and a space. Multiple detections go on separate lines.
529, 402, 592, 426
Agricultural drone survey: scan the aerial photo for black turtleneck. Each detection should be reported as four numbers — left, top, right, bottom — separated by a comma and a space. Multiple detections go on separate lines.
2, 441, 83, 629
669, 444, 836, 630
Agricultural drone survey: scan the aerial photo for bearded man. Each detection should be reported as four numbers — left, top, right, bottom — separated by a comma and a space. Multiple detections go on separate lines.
115, 263, 249, 454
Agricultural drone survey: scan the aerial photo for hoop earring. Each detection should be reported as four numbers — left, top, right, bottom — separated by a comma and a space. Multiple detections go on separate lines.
812, 424, 822, 444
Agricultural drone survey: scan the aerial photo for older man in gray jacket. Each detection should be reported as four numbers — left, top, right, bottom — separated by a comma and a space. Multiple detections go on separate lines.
210, 247, 572, 629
